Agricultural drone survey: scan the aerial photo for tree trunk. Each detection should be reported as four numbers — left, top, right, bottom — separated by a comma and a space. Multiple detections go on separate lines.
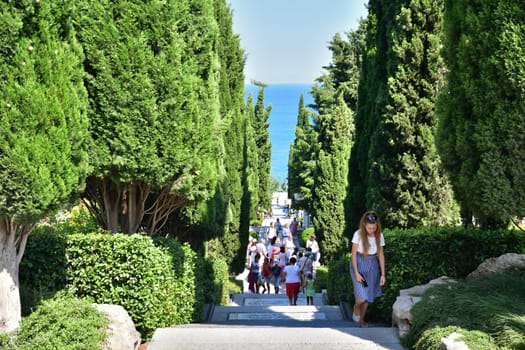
0, 218, 29, 333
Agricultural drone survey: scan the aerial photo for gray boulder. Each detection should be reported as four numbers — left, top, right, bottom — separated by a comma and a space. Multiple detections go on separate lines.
392, 276, 455, 338
439, 332, 470, 350
95, 304, 141, 350
467, 253, 525, 279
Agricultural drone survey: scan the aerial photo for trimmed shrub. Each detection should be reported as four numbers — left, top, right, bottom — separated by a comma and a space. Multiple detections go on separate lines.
313, 265, 329, 292
15, 294, 108, 350
66, 234, 196, 339
193, 254, 230, 314
326, 253, 352, 305
19, 227, 69, 315
20, 231, 200, 340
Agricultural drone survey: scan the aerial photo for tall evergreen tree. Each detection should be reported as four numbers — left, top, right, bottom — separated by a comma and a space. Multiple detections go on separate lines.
288, 95, 314, 210
350, 0, 457, 229
348, 12, 380, 228
310, 94, 354, 262
238, 94, 259, 253
253, 84, 272, 214
0, 1, 89, 331
202, 0, 247, 270
437, 0, 525, 228
76, 0, 221, 235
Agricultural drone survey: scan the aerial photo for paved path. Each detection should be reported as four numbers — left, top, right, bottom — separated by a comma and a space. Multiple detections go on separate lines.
148, 286, 406, 350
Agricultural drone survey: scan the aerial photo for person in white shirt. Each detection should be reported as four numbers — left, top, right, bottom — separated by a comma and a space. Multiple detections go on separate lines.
283, 256, 302, 305
306, 234, 320, 265
349, 211, 386, 328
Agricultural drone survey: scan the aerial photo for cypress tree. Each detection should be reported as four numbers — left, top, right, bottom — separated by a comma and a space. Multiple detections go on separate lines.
203, 0, 246, 269
0, 0, 89, 331
437, 0, 525, 228
76, 0, 222, 234
348, 12, 381, 228
288, 95, 314, 210
350, 0, 457, 229
253, 84, 272, 213
310, 94, 354, 262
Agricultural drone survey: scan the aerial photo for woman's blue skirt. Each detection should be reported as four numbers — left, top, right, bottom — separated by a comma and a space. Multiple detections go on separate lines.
349, 253, 382, 302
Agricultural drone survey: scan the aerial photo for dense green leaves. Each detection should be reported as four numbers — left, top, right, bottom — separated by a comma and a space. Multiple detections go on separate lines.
0, 1, 89, 222
349, 0, 458, 230
437, 0, 525, 228
75, 0, 223, 234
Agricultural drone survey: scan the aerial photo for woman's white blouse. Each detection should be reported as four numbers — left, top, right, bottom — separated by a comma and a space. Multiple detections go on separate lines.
351, 230, 385, 255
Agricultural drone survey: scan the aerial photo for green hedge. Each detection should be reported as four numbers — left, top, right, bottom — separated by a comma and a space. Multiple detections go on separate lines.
3, 294, 108, 350
20, 230, 202, 339
326, 227, 525, 323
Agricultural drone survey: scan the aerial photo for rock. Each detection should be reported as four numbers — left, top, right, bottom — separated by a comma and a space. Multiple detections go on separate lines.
467, 253, 525, 279
439, 332, 470, 350
392, 276, 455, 338
95, 304, 141, 350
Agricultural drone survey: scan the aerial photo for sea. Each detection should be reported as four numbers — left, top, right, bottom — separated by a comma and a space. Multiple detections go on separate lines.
244, 83, 314, 183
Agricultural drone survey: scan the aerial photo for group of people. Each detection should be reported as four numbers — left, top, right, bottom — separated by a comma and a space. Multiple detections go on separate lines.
245, 210, 387, 326
245, 249, 317, 306
245, 217, 320, 305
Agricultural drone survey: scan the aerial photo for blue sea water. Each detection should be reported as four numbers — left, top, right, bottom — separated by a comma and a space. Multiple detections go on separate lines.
245, 84, 314, 183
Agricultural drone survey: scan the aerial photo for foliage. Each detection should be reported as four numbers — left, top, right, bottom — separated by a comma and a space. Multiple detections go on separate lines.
324, 226, 525, 325
194, 255, 230, 309
14, 294, 108, 350
288, 95, 315, 210
66, 234, 196, 339
414, 325, 497, 350
253, 85, 273, 212
437, 0, 525, 228
179, 0, 247, 272
19, 227, 69, 315
20, 230, 200, 340
313, 265, 329, 292
0, 0, 90, 222
406, 270, 525, 349
75, 0, 222, 234
301, 227, 315, 247
326, 253, 353, 305
309, 94, 353, 263
348, 0, 458, 230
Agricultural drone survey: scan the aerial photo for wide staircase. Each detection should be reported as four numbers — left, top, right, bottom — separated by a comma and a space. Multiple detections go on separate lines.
147, 278, 406, 350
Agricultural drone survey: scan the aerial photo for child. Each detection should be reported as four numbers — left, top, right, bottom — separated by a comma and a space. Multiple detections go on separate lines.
304, 271, 315, 305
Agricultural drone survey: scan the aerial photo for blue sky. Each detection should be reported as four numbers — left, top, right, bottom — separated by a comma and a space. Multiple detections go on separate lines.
226, 0, 369, 84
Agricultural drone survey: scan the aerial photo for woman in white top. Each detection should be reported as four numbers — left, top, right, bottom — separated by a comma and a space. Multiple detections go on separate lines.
283, 256, 302, 305
349, 211, 386, 327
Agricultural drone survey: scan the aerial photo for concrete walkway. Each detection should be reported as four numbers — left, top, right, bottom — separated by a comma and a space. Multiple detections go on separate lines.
148, 288, 406, 350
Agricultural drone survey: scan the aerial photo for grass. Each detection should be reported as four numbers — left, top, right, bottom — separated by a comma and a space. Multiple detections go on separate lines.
404, 268, 525, 349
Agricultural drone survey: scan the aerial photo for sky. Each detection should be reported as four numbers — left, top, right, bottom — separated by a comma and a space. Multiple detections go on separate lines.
226, 0, 369, 84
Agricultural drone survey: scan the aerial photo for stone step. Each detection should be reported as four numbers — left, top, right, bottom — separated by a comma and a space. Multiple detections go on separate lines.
147, 325, 406, 350
211, 304, 344, 322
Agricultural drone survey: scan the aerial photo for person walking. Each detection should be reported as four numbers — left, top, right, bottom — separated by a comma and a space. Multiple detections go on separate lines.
306, 234, 320, 266
349, 211, 386, 328
261, 257, 271, 293
271, 260, 282, 294
283, 256, 302, 305
290, 217, 300, 248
